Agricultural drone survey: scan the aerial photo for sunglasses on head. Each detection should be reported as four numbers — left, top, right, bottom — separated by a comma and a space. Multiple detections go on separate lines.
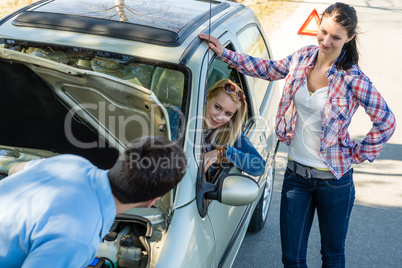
223, 83, 245, 103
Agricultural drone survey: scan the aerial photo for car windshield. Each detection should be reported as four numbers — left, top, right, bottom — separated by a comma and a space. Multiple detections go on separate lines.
0, 38, 187, 143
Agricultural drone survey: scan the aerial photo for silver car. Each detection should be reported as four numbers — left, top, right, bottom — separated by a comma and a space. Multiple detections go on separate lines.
0, 0, 281, 267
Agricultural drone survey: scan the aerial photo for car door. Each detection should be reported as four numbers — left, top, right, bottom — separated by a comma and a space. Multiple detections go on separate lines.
236, 24, 280, 162
198, 34, 265, 267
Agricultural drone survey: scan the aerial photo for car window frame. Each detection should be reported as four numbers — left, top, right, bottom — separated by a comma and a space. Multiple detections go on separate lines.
236, 23, 273, 113
201, 41, 257, 185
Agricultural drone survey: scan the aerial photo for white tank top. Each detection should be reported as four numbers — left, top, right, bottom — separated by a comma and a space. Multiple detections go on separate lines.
288, 78, 329, 169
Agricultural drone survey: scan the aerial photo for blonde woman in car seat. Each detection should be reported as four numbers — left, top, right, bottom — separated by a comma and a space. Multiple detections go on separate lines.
202, 79, 265, 177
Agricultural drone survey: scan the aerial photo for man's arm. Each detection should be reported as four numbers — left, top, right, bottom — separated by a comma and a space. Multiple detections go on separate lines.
22, 238, 95, 268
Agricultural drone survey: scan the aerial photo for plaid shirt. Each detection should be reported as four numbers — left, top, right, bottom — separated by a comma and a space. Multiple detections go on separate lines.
221, 45, 396, 179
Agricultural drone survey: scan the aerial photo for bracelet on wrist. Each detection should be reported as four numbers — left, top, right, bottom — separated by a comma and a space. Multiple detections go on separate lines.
216, 146, 227, 163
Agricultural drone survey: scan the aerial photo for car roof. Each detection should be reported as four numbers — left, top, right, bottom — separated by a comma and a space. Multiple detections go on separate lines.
8, 0, 230, 47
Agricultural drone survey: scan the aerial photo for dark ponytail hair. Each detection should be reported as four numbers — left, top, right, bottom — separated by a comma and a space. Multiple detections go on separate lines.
322, 2, 359, 70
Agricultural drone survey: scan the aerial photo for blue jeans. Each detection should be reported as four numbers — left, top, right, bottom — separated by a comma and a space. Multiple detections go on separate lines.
280, 167, 355, 268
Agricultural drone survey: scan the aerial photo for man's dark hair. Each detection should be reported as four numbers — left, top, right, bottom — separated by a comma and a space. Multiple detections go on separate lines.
108, 136, 187, 203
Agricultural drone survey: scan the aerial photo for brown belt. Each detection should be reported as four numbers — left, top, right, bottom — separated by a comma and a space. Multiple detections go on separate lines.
287, 159, 334, 179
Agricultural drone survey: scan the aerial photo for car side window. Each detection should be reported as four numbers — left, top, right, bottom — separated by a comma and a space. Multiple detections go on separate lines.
207, 44, 251, 127
237, 25, 272, 110
150, 67, 185, 141
204, 44, 253, 183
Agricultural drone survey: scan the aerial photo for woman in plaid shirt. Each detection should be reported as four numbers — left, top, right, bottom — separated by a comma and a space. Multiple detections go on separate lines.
199, 2, 395, 267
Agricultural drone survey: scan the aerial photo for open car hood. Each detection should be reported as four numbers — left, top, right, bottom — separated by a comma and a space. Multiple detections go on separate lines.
0, 48, 173, 215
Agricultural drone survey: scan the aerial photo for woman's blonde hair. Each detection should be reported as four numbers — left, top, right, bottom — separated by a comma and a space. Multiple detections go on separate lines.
206, 79, 247, 146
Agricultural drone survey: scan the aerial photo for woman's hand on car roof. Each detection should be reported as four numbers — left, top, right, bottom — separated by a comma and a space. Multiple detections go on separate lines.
198, 34, 224, 58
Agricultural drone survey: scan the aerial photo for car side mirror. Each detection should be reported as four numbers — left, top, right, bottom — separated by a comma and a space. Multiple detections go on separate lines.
196, 171, 260, 217
213, 174, 260, 206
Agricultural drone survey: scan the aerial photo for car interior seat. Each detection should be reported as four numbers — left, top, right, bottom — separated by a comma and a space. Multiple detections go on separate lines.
122, 63, 154, 89
151, 67, 184, 107
150, 67, 185, 140
207, 67, 228, 89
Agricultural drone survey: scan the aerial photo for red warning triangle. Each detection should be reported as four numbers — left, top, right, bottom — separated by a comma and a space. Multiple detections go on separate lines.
297, 9, 320, 36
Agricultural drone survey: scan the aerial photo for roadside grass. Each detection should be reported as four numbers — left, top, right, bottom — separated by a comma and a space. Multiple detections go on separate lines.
243, 0, 301, 34
0, 0, 34, 18
246, 0, 292, 18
